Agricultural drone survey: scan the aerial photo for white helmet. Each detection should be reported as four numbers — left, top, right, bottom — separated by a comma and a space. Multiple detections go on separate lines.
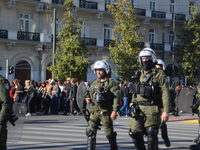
138, 48, 156, 65
156, 59, 165, 70
91, 60, 111, 74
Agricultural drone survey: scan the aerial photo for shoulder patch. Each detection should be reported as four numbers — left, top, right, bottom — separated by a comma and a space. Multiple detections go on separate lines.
2, 80, 10, 91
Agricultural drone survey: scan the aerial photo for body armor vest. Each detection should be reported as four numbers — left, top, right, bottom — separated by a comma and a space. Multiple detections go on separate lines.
133, 69, 160, 98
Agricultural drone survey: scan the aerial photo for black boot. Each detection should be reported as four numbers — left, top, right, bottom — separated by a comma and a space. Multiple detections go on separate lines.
161, 122, 171, 147
86, 128, 96, 150
146, 128, 158, 150
129, 129, 146, 150
106, 132, 118, 150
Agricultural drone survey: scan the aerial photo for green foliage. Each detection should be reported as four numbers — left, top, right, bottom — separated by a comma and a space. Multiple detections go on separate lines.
48, 0, 91, 82
176, 6, 200, 84
107, 0, 144, 82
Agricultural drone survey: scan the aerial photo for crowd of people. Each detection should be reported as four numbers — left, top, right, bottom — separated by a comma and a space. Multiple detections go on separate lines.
9, 76, 197, 117
9, 78, 89, 117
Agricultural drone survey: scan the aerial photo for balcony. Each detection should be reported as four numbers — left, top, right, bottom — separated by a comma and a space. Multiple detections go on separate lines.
134, 8, 146, 16
0, 29, 8, 39
17, 31, 40, 41
152, 10, 166, 19
81, 37, 97, 46
52, 0, 65, 5
104, 39, 115, 47
150, 43, 163, 51
79, 0, 98, 9
172, 13, 185, 21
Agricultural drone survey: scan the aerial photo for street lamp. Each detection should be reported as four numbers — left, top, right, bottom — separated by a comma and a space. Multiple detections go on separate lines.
172, 0, 175, 81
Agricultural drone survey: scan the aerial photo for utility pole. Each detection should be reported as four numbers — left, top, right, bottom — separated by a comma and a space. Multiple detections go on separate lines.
6, 59, 8, 79
172, 0, 175, 81
162, 32, 165, 61
52, 8, 57, 79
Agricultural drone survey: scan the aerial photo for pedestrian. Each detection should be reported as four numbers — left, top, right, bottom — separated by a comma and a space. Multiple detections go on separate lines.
15, 80, 24, 103
0, 74, 13, 150
155, 59, 171, 147
63, 78, 71, 115
129, 48, 170, 150
50, 79, 60, 114
118, 80, 130, 117
58, 79, 65, 111
24, 80, 30, 105
9, 82, 15, 102
26, 80, 37, 116
69, 78, 80, 116
85, 60, 120, 150
45, 79, 54, 114
39, 82, 46, 113
174, 81, 181, 116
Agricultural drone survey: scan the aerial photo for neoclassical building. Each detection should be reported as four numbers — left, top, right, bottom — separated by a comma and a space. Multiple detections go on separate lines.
0, 0, 198, 83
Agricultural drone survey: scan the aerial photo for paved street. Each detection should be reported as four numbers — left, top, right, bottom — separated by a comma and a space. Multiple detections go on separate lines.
7, 113, 199, 150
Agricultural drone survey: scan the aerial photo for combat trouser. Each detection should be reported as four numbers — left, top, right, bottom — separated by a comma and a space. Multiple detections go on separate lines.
0, 122, 7, 150
86, 111, 117, 150
129, 105, 160, 150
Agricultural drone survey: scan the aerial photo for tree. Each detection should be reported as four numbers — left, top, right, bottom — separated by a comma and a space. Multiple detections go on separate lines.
48, 0, 91, 82
106, 0, 144, 82
176, 6, 200, 84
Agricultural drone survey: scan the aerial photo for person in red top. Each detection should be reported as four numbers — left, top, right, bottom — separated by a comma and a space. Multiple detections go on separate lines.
9, 82, 15, 102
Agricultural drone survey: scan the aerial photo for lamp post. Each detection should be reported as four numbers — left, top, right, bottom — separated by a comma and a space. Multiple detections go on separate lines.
52, 8, 57, 79
172, 0, 175, 81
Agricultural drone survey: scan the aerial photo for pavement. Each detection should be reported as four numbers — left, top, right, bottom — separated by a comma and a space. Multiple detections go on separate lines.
168, 112, 199, 124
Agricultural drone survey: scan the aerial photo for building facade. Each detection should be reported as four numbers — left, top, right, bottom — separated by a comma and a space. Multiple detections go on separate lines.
0, 0, 198, 83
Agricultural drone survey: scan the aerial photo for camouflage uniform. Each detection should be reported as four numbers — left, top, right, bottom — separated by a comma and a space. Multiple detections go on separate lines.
0, 75, 13, 150
129, 68, 170, 150
85, 77, 120, 150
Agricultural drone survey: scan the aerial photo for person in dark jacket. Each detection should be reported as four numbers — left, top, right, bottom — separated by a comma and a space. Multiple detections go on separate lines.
118, 80, 130, 117
69, 78, 80, 116
63, 78, 71, 115
26, 80, 36, 116
15, 80, 24, 103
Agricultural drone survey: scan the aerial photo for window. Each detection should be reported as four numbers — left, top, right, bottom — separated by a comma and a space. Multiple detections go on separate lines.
79, 21, 87, 37
20, 14, 30, 32
51, 17, 61, 35
130, 0, 135, 6
149, 29, 155, 43
189, 2, 196, 15
104, 24, 111, 39
170, 0, 174, 13
105, 0, 113, 4
150, 0, 156, 11
169, 31, 174, 44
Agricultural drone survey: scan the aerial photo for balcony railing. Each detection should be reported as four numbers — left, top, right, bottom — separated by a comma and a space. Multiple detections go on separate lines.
81, 37, 97, 46
105, 3, 116, 11
172, 13, 185, 21
152, 10, 166, 19
52, 0, 65, 5
150, 43, 163, 50
79, 0, 98, 9
0, 29, 8, 39
17, 31, 40, 41
104, 39, 115, 47
134, 8, 146, 16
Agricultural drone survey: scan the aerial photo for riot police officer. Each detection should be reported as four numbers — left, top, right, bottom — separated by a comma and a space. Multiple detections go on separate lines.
129, 48, 170, 150
155, 59, 171, 147
0, 75, 13, 150
85, 60, 120, 150
191, 83, 200, 150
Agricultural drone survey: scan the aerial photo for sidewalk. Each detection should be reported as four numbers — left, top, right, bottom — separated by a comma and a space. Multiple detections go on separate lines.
168, 113, 199, 124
